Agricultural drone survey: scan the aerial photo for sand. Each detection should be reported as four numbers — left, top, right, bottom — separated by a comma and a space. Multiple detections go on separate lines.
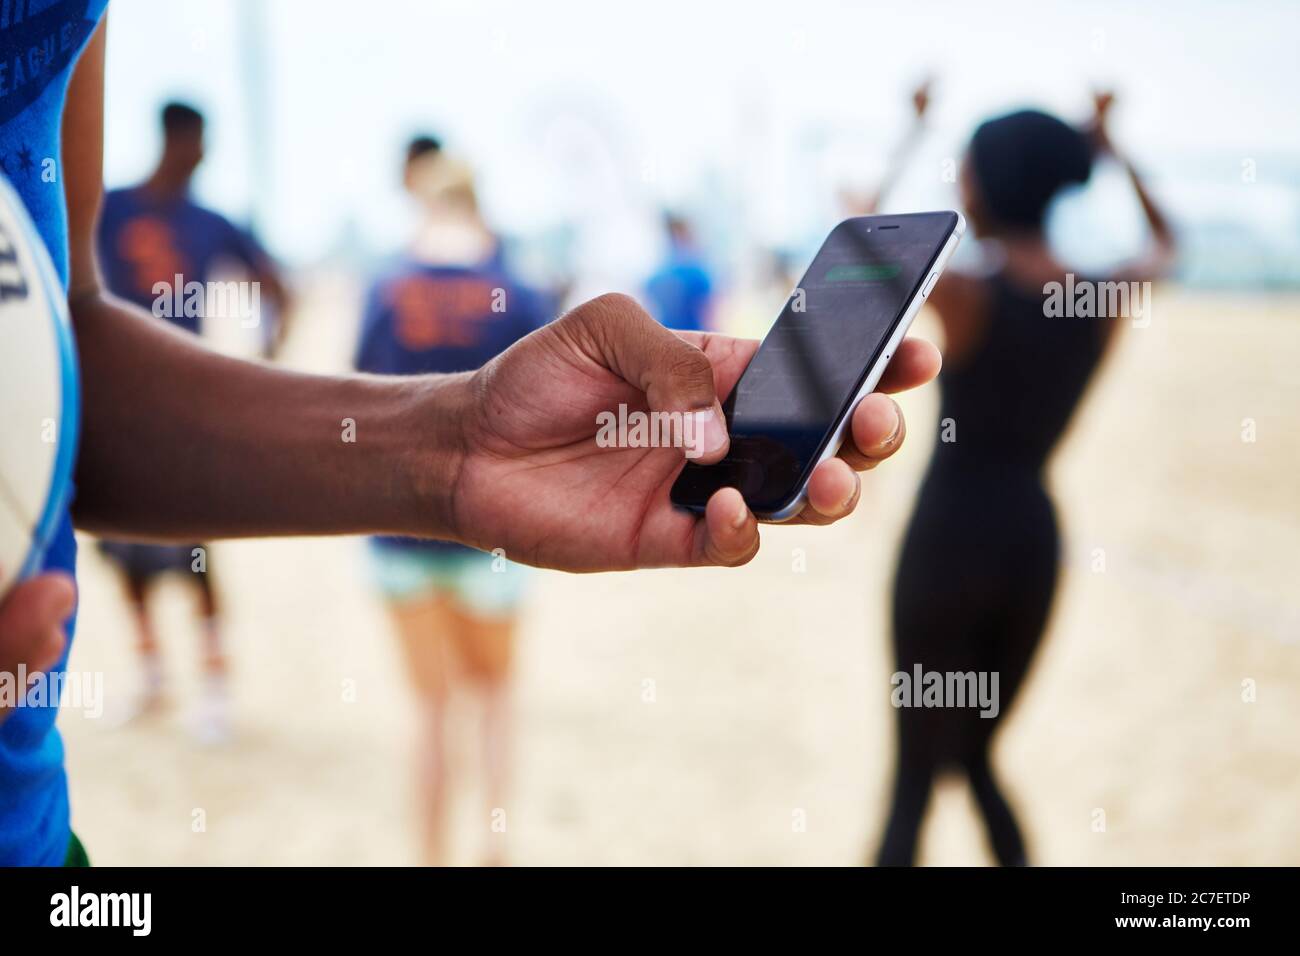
59, 284, 1300, 865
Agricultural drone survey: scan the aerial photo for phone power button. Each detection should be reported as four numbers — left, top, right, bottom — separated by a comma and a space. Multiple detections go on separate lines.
921, 272, 939, 298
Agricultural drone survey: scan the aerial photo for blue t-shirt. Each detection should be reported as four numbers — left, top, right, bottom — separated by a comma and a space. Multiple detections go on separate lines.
1, 0, 109, 866
644, 240, 713, 333
97, 186, 270, 334
356, 256, 547, 555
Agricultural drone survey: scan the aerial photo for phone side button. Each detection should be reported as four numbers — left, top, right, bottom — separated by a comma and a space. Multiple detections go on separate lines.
921, 272, 939, 298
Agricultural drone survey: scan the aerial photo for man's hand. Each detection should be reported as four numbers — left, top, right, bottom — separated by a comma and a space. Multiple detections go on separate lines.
440, 293, 939, 571
0, 574, 75, 726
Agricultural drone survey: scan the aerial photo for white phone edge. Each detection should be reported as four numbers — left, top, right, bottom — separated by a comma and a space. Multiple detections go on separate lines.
757, 211, 966, 522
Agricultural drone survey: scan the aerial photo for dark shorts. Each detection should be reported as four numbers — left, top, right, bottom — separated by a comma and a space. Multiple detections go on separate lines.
98, 540, 202, 579
64, 831, 90, 867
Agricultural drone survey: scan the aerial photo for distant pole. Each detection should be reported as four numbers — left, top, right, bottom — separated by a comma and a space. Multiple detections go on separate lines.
237, 0, 272, 235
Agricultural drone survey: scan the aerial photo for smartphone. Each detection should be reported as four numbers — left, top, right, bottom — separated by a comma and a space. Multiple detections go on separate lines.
671, 211, 964, 520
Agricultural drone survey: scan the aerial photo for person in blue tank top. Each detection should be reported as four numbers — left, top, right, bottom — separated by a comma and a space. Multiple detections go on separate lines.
0, 5, 937, 867
356, 137, 546, 865
0, 0, 112, 868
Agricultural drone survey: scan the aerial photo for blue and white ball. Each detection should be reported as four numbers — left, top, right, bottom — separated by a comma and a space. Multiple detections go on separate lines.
0, 173, 79, 599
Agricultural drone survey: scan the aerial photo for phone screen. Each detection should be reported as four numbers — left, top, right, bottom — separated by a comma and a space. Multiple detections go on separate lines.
671, 212, 958, 515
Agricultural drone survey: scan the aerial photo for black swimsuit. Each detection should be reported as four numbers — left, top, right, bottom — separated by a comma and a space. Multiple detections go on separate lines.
878, 270, 1107, 865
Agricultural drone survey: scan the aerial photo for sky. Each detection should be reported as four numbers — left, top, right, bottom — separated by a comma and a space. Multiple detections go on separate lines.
101, 0, 1300, 284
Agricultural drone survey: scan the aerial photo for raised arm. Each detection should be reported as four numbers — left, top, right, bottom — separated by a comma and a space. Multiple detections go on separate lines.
846, 77, 933, 216
1088, 91, 1178, 285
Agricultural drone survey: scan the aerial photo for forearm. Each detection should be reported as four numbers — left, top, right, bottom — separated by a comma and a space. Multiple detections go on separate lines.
1123, 157, 1174, 248
870, 115, 926, 213
70, 292, 467, 542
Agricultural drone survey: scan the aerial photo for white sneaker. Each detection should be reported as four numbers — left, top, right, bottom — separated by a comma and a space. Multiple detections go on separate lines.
191, 675, 233, 745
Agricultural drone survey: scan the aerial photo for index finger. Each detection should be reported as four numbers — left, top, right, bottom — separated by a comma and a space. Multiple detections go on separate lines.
875, 337, 941, 394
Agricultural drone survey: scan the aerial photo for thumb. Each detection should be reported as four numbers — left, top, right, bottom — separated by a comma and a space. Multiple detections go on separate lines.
568, 293, 730, 463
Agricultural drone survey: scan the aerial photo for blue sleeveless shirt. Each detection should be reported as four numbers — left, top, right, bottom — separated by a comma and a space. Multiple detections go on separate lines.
1, 0, 108, 866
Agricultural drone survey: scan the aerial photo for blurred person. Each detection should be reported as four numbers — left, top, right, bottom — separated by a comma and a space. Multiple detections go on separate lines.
875, 92, 1176, 866
643, 212, 715, 332
355, 139, 546, 866
98, 101, 290, 347
1, 9, 936, 867
93, 101, 290, 743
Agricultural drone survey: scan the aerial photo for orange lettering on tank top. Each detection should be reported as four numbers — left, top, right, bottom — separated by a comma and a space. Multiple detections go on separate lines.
391, 275, 496, 350
117, 217, 190, 298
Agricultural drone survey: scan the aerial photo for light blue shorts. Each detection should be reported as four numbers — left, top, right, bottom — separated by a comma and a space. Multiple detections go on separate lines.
367, 544, 527, 617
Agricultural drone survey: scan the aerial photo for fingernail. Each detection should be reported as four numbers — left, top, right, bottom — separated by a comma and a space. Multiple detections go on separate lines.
731, 502, 748, 530
690, 404, 728, 457
875, 403, 903, 451
841, 476, 861, 511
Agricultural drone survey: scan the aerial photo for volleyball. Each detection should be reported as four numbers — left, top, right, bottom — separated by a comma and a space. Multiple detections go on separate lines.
0, 173, 78, 600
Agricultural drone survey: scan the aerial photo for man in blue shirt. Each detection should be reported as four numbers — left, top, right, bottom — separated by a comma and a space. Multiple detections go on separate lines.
0, 4, 937, 866
94, 100, 288, 741
97, 101, 287, 339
